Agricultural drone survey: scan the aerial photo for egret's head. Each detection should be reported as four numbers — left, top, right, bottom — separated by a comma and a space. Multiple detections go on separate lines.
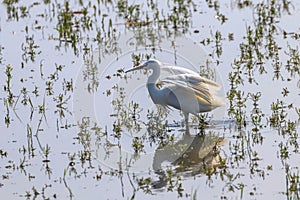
125, 59, 161, 73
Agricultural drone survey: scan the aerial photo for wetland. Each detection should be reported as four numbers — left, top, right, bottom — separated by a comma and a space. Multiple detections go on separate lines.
0, 0, 300, 199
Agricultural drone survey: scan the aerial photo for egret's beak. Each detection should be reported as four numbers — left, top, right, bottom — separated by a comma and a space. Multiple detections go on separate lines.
125, 63, 146, 73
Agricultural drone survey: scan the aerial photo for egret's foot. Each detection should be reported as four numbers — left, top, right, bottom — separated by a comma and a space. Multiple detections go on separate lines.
185, 127, 191, 135
184, 121, 191, 135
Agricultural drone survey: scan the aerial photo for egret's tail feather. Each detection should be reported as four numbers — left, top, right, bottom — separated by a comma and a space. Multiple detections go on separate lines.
211, 96, 226, 107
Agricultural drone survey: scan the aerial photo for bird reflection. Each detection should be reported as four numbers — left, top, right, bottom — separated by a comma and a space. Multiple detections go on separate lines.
151, 132, 226, 190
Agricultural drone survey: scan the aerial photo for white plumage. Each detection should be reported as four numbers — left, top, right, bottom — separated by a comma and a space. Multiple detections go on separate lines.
126, 59, 224, 126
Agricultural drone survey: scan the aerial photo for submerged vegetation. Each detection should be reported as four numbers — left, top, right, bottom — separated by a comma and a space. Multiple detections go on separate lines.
0, 0, 299, 199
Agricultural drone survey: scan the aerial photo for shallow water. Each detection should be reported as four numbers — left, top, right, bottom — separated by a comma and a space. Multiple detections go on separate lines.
0, 0, 300, 199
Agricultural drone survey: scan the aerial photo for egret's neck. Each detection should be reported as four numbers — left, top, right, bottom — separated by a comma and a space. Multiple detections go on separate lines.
146, 67, 162, 104
147, 67, 160, 85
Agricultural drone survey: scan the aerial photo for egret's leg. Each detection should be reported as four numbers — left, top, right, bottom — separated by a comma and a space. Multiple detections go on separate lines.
184, 112, 190, 134
184, 112, 189, 126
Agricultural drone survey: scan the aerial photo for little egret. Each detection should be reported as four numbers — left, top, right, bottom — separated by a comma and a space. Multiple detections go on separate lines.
125, 59, 224, 127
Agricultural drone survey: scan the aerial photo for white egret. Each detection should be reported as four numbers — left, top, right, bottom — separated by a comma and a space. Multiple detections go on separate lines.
125, 59, 224, 127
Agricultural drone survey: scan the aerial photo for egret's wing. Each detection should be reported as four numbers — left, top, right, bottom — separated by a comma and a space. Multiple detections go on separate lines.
160, 64, 220, 88
161, 78, 213, 105
161, 64, 198, 76
162, 73, 220, 92
159, 64, 223, 106
176, 74, 221, 88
